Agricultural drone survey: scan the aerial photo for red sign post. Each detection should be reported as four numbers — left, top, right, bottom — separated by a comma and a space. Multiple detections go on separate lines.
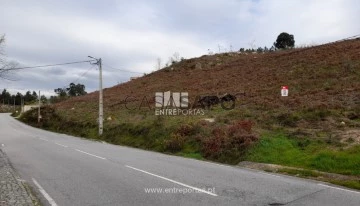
281, 86, 288, 96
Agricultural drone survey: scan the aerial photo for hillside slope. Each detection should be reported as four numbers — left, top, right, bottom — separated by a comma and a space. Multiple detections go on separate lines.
57, 39, 360, 123
21, 38, 360, 168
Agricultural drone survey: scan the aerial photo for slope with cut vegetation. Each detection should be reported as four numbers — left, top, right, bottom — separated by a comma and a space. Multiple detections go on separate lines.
20, 39, 360, 187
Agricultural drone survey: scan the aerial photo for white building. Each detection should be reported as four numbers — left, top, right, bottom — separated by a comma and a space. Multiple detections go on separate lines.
22, 105, 39, 113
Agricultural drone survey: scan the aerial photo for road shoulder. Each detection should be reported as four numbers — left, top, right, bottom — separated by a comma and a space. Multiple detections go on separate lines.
0, 148, 40, 206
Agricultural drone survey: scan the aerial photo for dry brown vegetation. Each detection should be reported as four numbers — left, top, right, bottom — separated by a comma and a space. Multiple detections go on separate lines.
56, 39, 360, 132
20, 38, 360, 167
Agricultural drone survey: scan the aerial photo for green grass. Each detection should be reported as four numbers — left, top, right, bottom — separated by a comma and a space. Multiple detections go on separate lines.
329, 180, 360, 190
275, 168, 360, 190
177, 152, 204, 160
246, 133, 360, 176
277, 168, 321, 177
19, 105, 360, 177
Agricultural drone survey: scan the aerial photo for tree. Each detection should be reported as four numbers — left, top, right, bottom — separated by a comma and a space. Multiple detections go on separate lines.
270, 46, 276, 52
0, 35, 18, 80
172, 52, 180, 62
54, 82, 87, 98
257, 47, 264, 53
155, 58, 162, 70
0, 89, 50, 105
67, 83, 87, 96
165, 52, 182, 67
32, 91, 38, 99
49, 96, 56, 104
40, 95, 47, 104
54, 88, 68, 97
24, 91, 37, 103
274, 32, 295, 49
15, 92, 23, 105
167, 57, 175, 66
0, 89, 11, 104
0, 35, 4, 63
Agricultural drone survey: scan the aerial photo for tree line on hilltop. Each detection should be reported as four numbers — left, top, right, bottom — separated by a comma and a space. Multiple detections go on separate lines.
239, 32, 295, 53
0, 82, 87, 106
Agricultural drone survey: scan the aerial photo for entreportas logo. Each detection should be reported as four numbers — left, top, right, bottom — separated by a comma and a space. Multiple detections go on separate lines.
155, 91, 205, 116
123, 92, 238, 116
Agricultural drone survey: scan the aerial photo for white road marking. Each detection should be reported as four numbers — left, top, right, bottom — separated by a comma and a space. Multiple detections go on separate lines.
125, 165, 218, 197
39, 138, 49, 142
258, 172, 280, 178
200, 160, 231, 168
75, 149, 106, 160
32, 178, 58, 206
54, 142, 68, 148
318, 183, 360, 195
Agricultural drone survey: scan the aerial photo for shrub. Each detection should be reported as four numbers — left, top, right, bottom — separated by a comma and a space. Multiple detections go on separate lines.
200, 120, 258, 162
175, 124, 198, 137
164, 133, 186, 152
228, 120, 253, 134
275, 113, 300, 127
202, 127, 226, 157
301, 108, 332, 121
227, 120, 258, 150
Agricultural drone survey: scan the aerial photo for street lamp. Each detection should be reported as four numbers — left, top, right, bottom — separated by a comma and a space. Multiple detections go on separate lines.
88, 56, 103, 136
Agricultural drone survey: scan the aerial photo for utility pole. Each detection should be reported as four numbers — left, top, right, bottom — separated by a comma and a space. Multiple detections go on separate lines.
38, 90, 41, 123
21, 97, 24, 113
13, 98, 15, 111
88, 56, 103, 135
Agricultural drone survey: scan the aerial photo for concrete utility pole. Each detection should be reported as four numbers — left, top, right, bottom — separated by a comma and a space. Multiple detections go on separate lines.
88, 56, 103, 136
38, 90, 41, 123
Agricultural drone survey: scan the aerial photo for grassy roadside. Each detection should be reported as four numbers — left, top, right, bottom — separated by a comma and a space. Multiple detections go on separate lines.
244, 133, 360, 190
18, 106, 258, 164
17, 106, 360, 190
277, 168, 360, 190
246, 133, 360, 176
241, 164, 360, 190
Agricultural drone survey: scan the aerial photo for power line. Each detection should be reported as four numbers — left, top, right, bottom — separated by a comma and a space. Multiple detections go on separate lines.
71, 64, 97, 84
1, 60, 94, 71
2, 65, 97, 95
1, 59, 143, 74
102, 63, 143, 74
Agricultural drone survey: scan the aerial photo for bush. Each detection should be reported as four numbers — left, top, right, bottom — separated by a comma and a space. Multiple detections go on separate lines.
275, 113, 300, 127
202, 127, 226, 156
301, 108, 332, 121
200, 120, 258, 163
175, 124, 198, 137
164, 133, 186, 152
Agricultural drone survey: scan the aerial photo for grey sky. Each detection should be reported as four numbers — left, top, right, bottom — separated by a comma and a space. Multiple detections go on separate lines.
1, 0, 359, 96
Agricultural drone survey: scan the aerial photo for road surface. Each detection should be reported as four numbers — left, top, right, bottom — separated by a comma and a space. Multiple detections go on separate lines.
0, 114, 359, 206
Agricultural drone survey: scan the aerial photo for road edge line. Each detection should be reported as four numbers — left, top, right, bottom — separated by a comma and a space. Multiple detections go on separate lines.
75, 149, 107, 160
32, 178, 58, 206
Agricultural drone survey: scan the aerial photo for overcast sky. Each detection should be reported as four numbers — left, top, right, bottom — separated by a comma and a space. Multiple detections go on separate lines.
1, 0, 359, 96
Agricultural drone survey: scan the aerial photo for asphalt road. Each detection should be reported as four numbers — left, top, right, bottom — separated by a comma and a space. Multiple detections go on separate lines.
0, 114, 359, 206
